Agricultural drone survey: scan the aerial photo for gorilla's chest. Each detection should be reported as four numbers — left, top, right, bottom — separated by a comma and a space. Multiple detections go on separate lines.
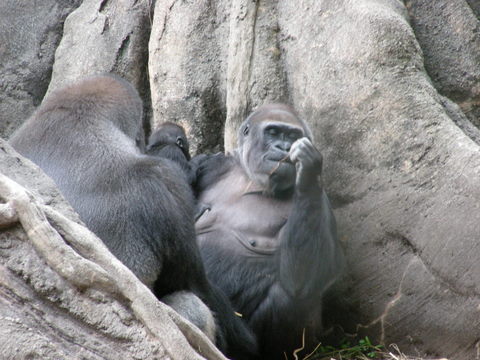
196, 167, 292, 252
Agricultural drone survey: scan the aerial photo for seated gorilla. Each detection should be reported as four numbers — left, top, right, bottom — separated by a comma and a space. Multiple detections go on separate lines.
194, 104, 345, 360
146, 122, 195, 185
9, 74, 257, 359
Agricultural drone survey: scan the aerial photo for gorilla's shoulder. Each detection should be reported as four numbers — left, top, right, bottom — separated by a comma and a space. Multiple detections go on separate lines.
124, 154, 189, 191
193, 153, 236, 194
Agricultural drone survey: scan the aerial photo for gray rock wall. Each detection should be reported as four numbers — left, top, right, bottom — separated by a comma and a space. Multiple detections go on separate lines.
276, 2, 480, 357
1, 0, 480, 358
0, 0, 81, 138
406, 0, 480, 128
47, 0, 153, 132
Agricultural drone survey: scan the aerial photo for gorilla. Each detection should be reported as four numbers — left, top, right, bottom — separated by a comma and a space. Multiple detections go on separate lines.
194, 104, 345, 360
146, 122, 195, 185
9, 74, 257, 359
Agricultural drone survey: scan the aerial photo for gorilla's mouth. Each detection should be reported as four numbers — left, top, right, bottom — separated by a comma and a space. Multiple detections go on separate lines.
265, 153, 292, 164
268, 166, 296, 194
267, 159, 295, 180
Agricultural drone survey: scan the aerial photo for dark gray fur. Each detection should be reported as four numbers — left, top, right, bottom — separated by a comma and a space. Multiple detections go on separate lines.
195, 104, 345, 360
146, 122, 195, 185
9, 74, 257, 360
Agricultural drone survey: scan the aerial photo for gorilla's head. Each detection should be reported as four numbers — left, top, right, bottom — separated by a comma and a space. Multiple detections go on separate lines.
44, 74, 145, 150
147, 122, 191, 160
237, 104, 312, 194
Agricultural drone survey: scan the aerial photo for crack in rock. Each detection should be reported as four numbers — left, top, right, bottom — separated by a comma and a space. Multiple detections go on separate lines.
354, 257, 417, 344
387, 231, 480, 298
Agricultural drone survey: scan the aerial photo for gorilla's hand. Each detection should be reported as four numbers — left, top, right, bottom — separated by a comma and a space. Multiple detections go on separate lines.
289, 137, 323, 191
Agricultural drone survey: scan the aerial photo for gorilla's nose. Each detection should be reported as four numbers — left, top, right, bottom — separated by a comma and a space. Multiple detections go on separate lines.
274, 139, 291, 152
280, 141, 291, 152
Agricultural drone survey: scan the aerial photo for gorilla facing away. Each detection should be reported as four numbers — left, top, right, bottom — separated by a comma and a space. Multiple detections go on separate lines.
195, 104, 345, 360
146, 122, 195, 185
9, 74, 257, 360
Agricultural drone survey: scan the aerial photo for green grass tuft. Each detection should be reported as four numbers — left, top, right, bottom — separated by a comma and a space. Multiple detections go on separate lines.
305, 336, 384, 360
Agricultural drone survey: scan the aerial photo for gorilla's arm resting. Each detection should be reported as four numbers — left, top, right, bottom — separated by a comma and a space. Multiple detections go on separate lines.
277, 186, 344, 299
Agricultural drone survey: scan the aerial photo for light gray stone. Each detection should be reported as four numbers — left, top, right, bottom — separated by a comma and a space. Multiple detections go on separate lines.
151, 0, 480, 357
47, 0, 153, 130
277, 1, 480, 358
0, 0, 81, 138
148, 0, 230, 153
405, 0, 480, 128
2, 0, 480, 358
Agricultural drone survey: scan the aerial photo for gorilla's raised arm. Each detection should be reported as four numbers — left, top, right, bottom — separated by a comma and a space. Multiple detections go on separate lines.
277, 137, 343, 299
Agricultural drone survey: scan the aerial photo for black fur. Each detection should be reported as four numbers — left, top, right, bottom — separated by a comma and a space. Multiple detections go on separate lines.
9, 74, 257, 360
146, 122, 196, 185
195, 104, 345, 360
147, 122, 191, 160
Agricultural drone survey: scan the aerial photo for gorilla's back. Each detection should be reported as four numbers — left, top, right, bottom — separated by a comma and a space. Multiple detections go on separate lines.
10, 100, 195, 288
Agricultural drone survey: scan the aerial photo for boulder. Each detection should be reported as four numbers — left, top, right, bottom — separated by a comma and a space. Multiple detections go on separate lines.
405, 0, 480, 128
2, 0, 480, 358
0, 0, 81, 138
47, 0, 153, 130
150, 1, 480, 357
277, 1, 480, 357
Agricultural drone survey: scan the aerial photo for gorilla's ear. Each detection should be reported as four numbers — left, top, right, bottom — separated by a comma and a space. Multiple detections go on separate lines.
243, 124, 250, 136
237, 121, 250, 147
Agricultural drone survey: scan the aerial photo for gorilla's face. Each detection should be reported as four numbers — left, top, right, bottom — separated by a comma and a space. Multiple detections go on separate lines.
238, 106, 306, 194
147, 123, 191, 160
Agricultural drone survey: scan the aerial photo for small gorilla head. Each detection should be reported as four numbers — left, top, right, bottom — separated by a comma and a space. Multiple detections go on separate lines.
237, 104, 312, 194
147, 122, 191, 160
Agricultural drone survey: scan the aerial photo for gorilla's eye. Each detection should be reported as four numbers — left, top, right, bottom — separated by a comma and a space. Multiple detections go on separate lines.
176, 137, 184, 148
267, 128, 279, 136
288, 130, 302, 141
243, 125, 250, 136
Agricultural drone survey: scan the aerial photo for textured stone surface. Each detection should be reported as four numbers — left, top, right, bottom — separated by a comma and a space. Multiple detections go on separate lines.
148, 0, 229, 153
405, 0, 480, 128
276, 1, 480, 357
47, 0, 151, 91
148, 0, 289, 153
2, 0, 480, 358
0, 0, 81, 138
47, 0, 153, 132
